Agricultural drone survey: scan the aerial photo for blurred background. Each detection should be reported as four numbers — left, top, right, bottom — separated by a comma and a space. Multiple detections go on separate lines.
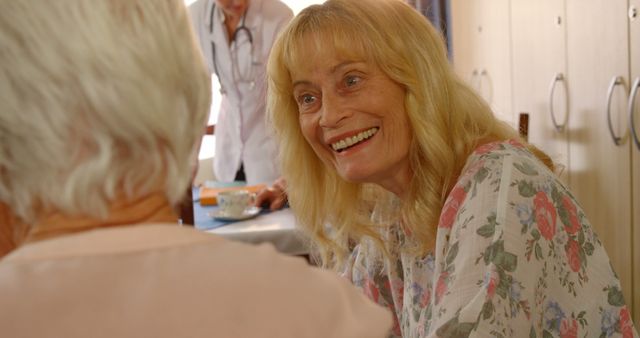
183, 0, 327, 161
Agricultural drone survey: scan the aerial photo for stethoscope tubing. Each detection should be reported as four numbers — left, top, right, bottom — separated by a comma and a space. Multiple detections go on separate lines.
208, 2, 255, 90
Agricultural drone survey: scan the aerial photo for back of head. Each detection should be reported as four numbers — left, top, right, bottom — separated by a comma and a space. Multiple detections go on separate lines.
268, 0, 523, 264
0, 0, 211, 224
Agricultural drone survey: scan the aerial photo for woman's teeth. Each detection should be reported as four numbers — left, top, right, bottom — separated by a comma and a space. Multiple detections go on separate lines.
331, 127, 379, 152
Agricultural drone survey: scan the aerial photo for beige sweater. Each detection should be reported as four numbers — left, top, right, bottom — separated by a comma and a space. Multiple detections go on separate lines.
0, 224, 392, 338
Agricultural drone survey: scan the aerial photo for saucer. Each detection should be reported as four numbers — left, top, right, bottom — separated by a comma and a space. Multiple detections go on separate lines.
210, 206, 261, 221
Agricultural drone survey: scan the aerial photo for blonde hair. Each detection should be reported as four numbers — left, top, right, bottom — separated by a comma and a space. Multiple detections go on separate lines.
0, 0, 211, 224
267, 0, 552, 268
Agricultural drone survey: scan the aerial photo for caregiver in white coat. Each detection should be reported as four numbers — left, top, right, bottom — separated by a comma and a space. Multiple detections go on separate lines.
189, 0, 293, 184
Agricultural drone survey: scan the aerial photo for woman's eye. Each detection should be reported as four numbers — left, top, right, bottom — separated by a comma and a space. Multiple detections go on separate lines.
300, 94, 315, 104
345, 75, 361, 87
296, 94, 317, 109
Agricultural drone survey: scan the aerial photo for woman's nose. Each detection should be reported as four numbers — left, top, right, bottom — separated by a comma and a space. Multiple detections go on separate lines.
318, 94, 350, 128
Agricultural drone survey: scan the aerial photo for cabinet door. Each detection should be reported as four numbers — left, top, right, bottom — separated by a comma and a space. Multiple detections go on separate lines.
566, 0, 633, 305
629, 0, 640, 327
450, 0, 512, 125
450, 0, 482, 88
478, 0, 513, 125
511, 0, 569, 184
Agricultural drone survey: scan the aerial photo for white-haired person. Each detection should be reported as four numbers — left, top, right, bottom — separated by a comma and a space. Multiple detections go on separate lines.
264, 0, 639, 337
0, 1, 393, 337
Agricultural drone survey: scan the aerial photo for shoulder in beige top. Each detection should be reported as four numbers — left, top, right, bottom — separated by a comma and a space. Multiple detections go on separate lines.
0, 224, 392, 338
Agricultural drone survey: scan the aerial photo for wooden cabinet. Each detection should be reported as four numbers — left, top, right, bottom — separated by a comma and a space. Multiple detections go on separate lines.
510, 0, 569, 183
452, 0, 640, 325
450, 0, 513, 125
565, 0, 633, 315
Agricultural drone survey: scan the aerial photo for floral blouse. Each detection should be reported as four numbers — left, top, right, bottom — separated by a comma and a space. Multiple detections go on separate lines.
342, 140, 638, 338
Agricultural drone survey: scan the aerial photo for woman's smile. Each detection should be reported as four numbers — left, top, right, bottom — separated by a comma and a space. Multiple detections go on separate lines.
329, 127, 379, 153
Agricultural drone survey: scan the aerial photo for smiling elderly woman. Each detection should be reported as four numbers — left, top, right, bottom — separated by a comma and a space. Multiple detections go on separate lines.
266, 0, 639, 337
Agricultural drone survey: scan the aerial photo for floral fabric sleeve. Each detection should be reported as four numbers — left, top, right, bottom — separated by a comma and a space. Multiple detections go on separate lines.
427, 141, 638, 338
343, 140, 638, 338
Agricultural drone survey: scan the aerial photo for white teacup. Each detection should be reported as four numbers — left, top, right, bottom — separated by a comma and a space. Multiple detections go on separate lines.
217, 190, 253, 217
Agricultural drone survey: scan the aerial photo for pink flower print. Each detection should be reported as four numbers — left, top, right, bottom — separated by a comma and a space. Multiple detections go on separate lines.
534, 191, 557, 240
507, 139, 525, 148
475, 142, 501, 155
620, 307, 634, 338
435, 271, 449, 305
439, 185, 467, 229
419, 286, 432, 308
395, 283, 405, 308
487, 278, 497, 299
364, 278, 380, 303
562, 195, 581, 234
560, 318, 578, 338
385, 279, 404, 310
565, 239, 582, 272
461, 159, 485, 181
485, 269, 499, 299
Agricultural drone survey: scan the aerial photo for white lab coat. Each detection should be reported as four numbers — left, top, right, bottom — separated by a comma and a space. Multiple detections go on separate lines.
189, 0, 293, 184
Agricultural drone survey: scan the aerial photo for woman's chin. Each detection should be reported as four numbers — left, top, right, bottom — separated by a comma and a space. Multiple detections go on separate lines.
336, 167, 375, 184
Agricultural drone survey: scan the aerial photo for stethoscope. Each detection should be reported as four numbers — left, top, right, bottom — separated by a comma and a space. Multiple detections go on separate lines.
208, 2, 257, 92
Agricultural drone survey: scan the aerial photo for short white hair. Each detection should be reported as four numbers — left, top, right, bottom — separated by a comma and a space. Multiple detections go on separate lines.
0, 0, 211, 223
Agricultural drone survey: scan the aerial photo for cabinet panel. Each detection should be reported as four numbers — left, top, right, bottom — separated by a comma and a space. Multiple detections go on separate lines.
511, 0, 569, 183
450, 0, 482, 87
630, 0, 640, 327
478, 0, 513, 125
450, 0, 512, 125
565, 0, 633, 307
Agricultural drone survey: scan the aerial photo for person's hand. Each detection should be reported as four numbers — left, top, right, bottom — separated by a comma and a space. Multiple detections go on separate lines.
205, 124, 215, 135
254, 177, 288, 211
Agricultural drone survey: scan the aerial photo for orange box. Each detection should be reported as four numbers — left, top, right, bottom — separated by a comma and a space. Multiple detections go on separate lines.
199, 184, 266, 206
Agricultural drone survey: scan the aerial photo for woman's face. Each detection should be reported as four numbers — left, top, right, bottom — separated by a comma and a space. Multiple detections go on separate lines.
215, 0, 249, 20
291, 42, 413, 196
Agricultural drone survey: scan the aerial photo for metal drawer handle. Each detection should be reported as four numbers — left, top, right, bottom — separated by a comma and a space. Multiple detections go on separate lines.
629, 77, 640, 150
605, 76, 624, 145
549, 73, 566, 132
